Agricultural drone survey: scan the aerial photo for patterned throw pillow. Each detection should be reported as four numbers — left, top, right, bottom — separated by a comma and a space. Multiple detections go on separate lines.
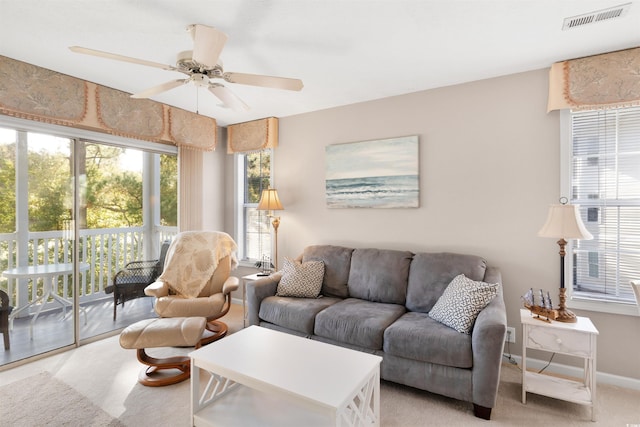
428, 274, 499, 334
276, 258, 325, 298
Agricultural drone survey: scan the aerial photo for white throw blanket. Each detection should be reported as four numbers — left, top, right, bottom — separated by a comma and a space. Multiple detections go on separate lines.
159, 231, 238, 298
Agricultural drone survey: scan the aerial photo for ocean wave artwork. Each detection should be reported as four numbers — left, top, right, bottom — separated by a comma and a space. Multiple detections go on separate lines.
325, 135, 419, 208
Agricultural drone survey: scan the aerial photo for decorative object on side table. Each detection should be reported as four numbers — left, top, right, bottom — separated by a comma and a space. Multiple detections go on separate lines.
537, 197, 593, 323
521, 288, 558, 322
257, 188, 284, 270
255, 255, 273, 276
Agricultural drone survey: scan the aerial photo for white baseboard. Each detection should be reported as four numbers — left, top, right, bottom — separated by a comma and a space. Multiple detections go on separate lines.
504, 353, 640, 391
232, 297, 243, 306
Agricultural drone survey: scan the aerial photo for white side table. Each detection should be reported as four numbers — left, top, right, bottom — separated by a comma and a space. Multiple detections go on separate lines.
241, 273, 268, 327
520, 308, 599, 421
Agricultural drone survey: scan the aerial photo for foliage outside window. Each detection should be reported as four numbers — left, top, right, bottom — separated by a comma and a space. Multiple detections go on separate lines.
567, 107, 640, 306
0, 129, 178, 233
160, 154, 178, 227
238, 150, 272, 263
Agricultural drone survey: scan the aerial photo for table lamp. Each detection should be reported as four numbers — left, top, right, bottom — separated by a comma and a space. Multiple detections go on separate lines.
257, 188, 284, 270
538, 198, 593, 322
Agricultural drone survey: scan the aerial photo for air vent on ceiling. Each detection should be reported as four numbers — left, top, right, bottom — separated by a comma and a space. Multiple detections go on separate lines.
562, 2, 631, 30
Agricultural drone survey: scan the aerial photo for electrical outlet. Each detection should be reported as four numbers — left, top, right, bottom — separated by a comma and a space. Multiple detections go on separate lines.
505, 327, 516, 343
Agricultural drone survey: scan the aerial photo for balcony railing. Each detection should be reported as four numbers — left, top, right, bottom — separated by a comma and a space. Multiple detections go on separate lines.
0, 226, 177, 314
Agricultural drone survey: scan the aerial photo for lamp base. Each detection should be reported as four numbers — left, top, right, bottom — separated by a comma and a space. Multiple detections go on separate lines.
556, 287, 577, 323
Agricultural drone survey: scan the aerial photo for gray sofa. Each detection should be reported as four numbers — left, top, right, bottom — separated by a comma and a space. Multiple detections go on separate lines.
246, 245, 506, 420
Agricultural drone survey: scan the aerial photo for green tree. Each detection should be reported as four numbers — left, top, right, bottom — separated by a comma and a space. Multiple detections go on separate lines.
246, 151, 271, 203
160, 154, 177, 226
0, 143, 16, 233
28, 148, 70, 231
84, 144, 144, 228
1, 134, 178, 233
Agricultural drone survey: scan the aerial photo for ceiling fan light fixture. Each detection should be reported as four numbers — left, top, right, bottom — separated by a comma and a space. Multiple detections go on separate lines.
191, 74, 209, 87
69, 23, 302, 111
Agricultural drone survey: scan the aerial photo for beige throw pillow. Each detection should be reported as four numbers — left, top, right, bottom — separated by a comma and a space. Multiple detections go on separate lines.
276, 257, 325, 298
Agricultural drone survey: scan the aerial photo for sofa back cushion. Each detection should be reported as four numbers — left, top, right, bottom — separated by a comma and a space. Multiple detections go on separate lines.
348, 248, 414, 304
302, 245, 354, 298
406, 252, 487, 313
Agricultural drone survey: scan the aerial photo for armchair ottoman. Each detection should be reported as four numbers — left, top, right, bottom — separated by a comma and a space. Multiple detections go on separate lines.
119, 317, 207, 386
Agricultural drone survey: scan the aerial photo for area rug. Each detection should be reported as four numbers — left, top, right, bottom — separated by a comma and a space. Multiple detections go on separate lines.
0, 371, 124, 427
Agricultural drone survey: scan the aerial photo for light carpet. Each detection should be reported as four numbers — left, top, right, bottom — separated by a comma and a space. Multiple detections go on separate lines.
0, 371, 124, 426
1, 304, 639, 426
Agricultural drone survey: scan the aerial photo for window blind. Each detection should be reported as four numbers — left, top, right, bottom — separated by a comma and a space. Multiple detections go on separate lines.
570, 107, 640, 303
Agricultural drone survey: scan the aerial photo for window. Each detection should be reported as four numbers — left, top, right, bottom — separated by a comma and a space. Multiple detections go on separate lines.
563, 106, 640, 313
236, 150, 273, 264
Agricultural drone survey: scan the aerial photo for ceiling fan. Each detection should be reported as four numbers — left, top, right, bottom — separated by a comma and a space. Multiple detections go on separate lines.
69, 24, 303, 111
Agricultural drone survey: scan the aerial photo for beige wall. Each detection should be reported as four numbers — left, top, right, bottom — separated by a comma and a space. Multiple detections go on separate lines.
258, 68, 640, 381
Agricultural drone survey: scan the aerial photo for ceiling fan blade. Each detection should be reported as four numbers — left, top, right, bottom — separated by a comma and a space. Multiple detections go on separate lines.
69, 46, 181, 72
208, 84, 249, 111
223, 72, 304, 91
189, 24, 228, 69
131, 79, 189, 99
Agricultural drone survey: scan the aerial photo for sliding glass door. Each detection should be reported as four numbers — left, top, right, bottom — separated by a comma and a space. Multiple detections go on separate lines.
0, 122, 177, 367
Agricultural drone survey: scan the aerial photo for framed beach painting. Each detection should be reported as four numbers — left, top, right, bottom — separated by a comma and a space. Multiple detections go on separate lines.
325, 135, 419, 208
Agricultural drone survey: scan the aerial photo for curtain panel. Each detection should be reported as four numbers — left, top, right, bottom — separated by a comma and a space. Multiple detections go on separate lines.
227, 117, 278, 154
547, 46, 640, 112
178, 146, 203, 231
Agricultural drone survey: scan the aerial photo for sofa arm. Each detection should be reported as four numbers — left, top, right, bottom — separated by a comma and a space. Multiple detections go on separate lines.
246, 272, 282, 326
483, 266, 501, 287
144, 280, 170, 298
471, 271, 507, 416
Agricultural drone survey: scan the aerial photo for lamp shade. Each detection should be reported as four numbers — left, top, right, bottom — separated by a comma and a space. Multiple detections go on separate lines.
537, 204, 593, 240
257, 188, 284, 211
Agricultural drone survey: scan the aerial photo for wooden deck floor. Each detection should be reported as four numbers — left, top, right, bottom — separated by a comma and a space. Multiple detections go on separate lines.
1, 296, 156, 367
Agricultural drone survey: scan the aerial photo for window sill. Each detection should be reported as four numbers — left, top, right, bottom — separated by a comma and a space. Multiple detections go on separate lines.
569, 297, 640, 317
238, 259, 260, 269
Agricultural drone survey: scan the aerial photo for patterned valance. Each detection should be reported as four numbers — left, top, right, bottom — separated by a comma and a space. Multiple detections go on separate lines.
0, 55, 217, 151
227, 117, 278, 154
548, 47, 640, 112
169, 107, 217, 150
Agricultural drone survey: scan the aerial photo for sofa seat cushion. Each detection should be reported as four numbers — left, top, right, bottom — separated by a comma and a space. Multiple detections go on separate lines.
259, 295, 342, 335
314, 298, 406, 350
383, 311, 473, 368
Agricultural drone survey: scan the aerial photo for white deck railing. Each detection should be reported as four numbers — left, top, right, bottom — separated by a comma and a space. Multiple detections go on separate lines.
0, 226, 177, 314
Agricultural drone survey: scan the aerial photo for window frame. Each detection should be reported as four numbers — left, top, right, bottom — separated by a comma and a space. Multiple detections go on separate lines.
234, 149, 275, 266
560, 109, 640, 317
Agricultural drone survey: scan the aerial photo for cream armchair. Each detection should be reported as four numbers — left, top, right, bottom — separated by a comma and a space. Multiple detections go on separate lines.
145, 231, 239, 344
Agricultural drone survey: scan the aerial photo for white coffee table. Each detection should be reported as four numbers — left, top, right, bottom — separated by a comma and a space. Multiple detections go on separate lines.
189, 325, 382, 427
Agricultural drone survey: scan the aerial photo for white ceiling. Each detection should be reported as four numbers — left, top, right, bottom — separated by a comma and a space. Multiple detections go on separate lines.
1, 1, 639, 126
